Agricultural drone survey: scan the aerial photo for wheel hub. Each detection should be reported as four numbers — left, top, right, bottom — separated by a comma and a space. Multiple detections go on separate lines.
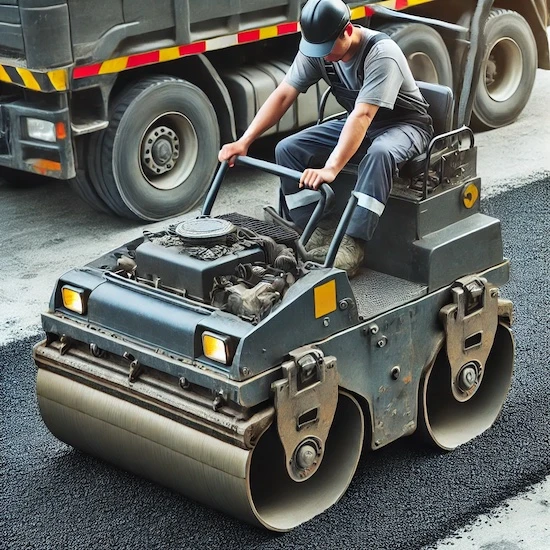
292, 438, 322, 480
457, 361, 481, 395
142, 125, 180, 176
484, 38, 523, 102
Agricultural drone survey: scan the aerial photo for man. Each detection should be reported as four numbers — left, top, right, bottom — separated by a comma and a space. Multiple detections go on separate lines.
219, 0, 433, 277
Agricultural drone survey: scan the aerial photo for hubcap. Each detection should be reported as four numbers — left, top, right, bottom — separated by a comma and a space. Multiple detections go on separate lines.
139, 112, 199, 191
484, 37, 523, 102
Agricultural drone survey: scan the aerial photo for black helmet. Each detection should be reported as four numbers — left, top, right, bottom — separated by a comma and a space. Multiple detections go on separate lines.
299, 0, 351, 58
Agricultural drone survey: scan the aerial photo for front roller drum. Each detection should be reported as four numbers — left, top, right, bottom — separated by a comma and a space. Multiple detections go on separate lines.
421, 323, 514, 450
37, 369, 364, 531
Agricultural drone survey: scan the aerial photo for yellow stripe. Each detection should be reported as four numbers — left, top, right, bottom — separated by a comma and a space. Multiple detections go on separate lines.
159, 46, 181, 62
350, 6, 367, 18
47, 69, 68, 91
259, 26, 278, 40
99, 57, 128, 75
0, 65, 12, 83
16, 68, 41, 91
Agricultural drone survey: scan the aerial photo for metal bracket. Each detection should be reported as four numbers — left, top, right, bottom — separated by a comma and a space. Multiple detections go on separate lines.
123, 352, 144, 383
271, 347, 338, 482
440, 276, 498, 402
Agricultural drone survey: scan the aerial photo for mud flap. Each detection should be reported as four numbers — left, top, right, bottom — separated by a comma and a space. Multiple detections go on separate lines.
271, 348, 338, 482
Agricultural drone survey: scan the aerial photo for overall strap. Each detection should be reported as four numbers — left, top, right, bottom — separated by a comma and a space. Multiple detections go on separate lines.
323, 32, 391, 88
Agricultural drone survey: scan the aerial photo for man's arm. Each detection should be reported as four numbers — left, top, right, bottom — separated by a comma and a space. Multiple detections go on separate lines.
299, 102, 379, 189
219, 81, 300, 166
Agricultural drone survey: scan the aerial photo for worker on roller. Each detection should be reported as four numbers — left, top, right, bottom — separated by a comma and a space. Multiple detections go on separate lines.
219, 0, 433, 277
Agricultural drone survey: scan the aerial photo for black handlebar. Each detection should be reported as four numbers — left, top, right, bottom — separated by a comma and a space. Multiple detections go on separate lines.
202, 156, 307, 216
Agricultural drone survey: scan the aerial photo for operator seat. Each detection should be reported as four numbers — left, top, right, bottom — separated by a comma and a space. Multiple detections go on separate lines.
398, 81, 454, 181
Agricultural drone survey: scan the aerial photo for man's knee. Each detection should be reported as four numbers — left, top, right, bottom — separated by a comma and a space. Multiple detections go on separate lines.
364, 142, 392, 163
358, 143, 395, 177
275, 134, 297, 163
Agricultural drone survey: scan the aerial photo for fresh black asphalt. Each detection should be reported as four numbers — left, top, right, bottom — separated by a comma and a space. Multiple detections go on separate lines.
1, 177, 549, 549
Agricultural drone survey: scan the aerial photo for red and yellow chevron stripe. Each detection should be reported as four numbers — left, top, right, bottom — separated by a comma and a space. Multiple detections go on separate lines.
0, 0, 434, 90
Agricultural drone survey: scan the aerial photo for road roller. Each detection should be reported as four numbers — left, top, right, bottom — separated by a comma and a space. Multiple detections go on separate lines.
34, 125, 515, 530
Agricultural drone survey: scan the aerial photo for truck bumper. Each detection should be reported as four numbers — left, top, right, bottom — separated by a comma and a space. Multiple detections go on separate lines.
0, 97, 75, 179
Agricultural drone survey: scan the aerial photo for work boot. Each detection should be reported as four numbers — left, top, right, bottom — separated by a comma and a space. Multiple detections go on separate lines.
307, 234, 365, 278
304, 216, 338, 252
304, 225, 337, 252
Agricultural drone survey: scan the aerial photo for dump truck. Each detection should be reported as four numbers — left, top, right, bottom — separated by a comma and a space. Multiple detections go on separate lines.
0, 0, 548, 220
33, 6, 517, 528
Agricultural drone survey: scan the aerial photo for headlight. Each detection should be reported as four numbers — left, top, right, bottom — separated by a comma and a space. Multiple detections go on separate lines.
26, 118, 56, 142
61, 285, 88, 315
202, 331, 234, 365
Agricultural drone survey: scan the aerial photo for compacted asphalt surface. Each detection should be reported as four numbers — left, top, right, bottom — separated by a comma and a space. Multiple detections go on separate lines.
1, 177, 549, 549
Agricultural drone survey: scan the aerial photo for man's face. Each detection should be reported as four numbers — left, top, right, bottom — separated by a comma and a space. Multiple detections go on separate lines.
323, 26, 352, 63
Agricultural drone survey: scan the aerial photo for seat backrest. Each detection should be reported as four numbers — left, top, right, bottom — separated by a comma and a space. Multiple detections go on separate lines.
417, 81, 454, 135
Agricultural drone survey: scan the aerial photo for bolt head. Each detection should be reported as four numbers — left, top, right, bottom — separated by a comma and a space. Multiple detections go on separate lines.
296, 445, 317, 469
377, 336, 387, 348
458, 363, 479, 392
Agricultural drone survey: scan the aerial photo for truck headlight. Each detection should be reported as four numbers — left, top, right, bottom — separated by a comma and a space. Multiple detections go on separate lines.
202, 331, 234, 365
26, 118, 56, 143
61, 285, 88, 315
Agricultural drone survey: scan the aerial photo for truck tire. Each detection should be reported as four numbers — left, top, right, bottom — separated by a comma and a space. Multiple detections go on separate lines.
377, 23, 453, 88
69, 136, 113, 215
100, 76, 220, 221
471, 9, 538, 131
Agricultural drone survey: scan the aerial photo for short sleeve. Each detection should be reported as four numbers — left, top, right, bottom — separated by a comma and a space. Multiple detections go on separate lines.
284, 52, 323, 93
356, 57, 404, 109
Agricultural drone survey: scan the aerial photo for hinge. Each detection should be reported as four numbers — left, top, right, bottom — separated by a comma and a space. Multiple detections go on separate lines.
271, 347, 338, 482
440, 276, 499, 402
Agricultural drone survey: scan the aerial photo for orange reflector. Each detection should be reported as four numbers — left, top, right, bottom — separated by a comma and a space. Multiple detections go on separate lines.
55, 121, 67, 140
30, 159, 62, 175
61, 285, 86, 314
314, 280, 337, 319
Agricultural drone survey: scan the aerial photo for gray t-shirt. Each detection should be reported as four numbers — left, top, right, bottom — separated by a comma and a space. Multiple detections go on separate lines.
285, 27, 428, 114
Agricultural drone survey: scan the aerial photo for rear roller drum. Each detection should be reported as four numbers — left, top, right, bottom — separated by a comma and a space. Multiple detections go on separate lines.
37, 370, 364, 531
421, 323, 514, 451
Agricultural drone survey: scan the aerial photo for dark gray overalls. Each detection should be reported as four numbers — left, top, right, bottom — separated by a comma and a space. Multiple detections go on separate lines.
275, 33, 434, 241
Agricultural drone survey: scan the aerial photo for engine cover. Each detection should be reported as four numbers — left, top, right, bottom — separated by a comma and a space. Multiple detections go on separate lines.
135, 240, 265, 302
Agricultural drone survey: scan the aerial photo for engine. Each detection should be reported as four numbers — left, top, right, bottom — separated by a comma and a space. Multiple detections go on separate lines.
112, 215, 300, 323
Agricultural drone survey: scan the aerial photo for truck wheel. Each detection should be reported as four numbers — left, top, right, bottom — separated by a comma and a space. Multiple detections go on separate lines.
101, 76, 220, 221
471, 9, 537, 131
378, 23, 453, 88
69, 136, 113, 215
